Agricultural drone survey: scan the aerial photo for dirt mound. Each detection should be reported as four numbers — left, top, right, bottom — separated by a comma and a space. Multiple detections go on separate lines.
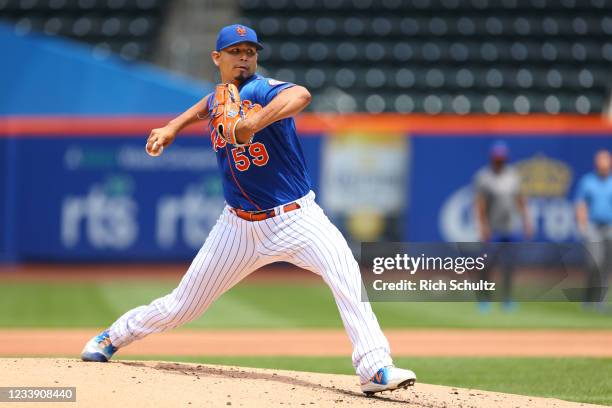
0, 358, 604, 408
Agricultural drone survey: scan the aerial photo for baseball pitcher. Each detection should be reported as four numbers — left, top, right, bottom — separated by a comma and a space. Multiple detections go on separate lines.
81, 24, 416, 395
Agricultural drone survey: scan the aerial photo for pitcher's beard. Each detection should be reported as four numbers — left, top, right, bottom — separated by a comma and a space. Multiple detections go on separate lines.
234, 71, 251, 83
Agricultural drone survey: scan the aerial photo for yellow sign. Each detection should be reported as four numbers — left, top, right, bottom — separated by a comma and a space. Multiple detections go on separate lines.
515, 154, 572, 197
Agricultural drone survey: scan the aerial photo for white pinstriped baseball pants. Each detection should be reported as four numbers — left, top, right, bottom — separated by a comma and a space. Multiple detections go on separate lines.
108, 191, 393, 382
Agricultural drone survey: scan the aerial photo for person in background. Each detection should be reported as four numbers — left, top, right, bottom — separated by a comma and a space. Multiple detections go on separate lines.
474, 141, 533, 311
575, 149, 612, 311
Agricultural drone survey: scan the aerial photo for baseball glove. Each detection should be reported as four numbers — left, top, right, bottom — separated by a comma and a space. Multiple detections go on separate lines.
209, 83, 262, 146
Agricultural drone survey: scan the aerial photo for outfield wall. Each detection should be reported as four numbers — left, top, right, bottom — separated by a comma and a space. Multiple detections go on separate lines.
1, 115, 611, 262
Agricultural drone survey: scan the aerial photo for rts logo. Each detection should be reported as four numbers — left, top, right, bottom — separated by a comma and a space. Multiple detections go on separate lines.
156, 178, 225, 249
61, 176, 138, 249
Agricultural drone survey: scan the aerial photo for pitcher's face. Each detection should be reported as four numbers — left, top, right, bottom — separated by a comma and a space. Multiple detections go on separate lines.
212, 43, 258, 83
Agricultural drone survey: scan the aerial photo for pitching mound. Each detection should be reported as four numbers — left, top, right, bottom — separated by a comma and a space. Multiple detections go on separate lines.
0, 358, 604, 407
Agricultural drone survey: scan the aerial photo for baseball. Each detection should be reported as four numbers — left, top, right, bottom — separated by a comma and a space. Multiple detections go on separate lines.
146, 141, 163, 157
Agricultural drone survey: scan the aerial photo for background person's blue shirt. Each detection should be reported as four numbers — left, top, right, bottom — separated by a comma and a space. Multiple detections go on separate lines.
575, 172, 612, 224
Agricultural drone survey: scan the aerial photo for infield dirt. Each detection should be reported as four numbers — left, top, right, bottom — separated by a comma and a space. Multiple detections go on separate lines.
0, 358, 606, 408
1, 329, 612, 357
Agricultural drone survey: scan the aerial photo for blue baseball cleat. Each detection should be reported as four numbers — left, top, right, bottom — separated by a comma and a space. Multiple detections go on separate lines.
361, 366, 416, 396
81, 330, 118, 362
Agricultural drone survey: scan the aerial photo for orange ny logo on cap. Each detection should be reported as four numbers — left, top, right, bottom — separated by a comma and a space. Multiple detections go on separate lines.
236, 26, 247, 36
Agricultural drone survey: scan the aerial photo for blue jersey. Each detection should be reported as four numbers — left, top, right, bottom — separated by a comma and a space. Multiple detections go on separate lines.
206, 74, 312, 211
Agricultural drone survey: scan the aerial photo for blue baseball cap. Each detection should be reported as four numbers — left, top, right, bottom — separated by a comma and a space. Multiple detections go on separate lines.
490, 140, 509, 159
216, 24, 263, 52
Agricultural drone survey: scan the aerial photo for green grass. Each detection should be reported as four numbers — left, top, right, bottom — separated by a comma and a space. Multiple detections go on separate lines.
117, 355, 612, 406
1, 280, 611, 329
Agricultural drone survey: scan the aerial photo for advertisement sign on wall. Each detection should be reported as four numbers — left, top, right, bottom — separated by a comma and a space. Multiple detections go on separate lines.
2, 116, 611, 262
14, 137, 224, 260
321, 132, 408, 245
408, 135, 608, 242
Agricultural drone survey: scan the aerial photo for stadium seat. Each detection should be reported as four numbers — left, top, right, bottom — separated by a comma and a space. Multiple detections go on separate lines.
2, 0, 609, 113
0, 0, 165, 61
243, 0, 612, 112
